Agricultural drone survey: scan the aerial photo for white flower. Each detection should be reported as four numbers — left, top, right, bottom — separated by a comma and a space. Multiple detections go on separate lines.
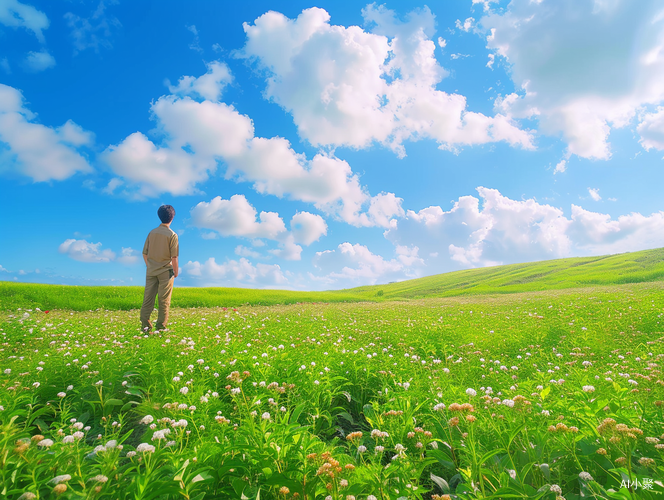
136, 443, 155, 453
262, 412, 270, 420
92, 474, 108, 483
57, 392, 66, 398
433, 403, 446, 411
105, 440, 117, 449
466, 388, 477, 397
579, 471, 594, 481
62, 435, 74, 444
50, 474, 72, 484
140, 415, 154, 425
582, 385, 595, 393
502, 399, 515, 408
200, 395, 208, 403
180, 386, 189, 395
73, 431, 84, 440
507, 469, 516, 480
73, 422, 84, 430
550, 484, 562, 494
126, 451, 136, 458
37, 439, 54, 447
18, 493, 37, 500
358, 445, 367, 453
95, 380, 103, 385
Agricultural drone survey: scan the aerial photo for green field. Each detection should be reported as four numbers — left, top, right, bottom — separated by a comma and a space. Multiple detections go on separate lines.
2, 247, 664, 311
2, 249, 664, 499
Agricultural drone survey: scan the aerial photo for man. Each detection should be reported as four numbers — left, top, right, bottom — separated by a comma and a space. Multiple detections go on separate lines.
140, 205, 179, 332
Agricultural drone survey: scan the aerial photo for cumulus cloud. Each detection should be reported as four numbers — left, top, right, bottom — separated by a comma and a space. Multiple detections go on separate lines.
384, 187, 664, 273
0, 84, 94, 181
311, 242, 423, 288
190, 197, 327, 261
588, 188, 601, 201
637, 107, 664, 151
104, 64, 403, 227
183, 257, 287, 287
58, 239, 139, 265
23, 49, 55, 72
238, 6, 533, 157
64, 0, 121, 55
190, 194, 286, 240
554, 159, 567, 174
168, 61, 232, 101
59, 239, 116, 263
0, 0, 49, 42
480, 0, 664, 160
290, 211, 327, 245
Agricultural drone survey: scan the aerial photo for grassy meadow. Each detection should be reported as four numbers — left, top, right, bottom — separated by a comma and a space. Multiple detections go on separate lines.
2, 249, 664, 499
2, 247, 664, 311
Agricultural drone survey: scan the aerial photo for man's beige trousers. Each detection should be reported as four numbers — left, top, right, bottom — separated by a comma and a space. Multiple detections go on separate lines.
140, 269, 174, 331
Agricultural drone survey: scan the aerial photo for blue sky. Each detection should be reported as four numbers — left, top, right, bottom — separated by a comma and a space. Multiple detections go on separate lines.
2, 0, 664, 289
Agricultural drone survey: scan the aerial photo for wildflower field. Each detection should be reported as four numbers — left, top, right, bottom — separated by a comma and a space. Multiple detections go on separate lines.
2, 281, 664, 499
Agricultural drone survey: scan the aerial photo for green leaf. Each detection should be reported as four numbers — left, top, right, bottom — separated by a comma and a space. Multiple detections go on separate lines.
430, 473, 450, 493
540, 385, 551, 399
104, 398, 124, 407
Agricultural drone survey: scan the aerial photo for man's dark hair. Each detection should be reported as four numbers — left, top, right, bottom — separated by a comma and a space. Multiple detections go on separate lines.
158, 205, 176, 224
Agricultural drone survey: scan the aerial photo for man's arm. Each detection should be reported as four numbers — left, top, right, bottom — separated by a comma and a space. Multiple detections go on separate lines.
143, 254, 148, 266
171, 257, 178, 278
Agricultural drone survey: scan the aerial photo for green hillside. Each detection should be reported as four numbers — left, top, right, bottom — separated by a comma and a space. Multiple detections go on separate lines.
2, 247, 664, 310
348, 246, 664, 299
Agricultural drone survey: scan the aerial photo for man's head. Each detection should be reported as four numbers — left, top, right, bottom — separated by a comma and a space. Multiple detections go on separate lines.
158, 205, 176, 224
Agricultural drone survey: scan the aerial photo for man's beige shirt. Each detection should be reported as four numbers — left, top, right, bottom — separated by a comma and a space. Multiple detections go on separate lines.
143, 224, 179, 277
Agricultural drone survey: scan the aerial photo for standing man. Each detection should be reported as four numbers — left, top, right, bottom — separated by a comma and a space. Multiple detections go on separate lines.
141, 205, 179, 332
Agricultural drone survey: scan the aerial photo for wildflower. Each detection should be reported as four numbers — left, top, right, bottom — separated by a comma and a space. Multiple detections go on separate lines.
433, 403, 446, 411
466, 388, 477, 397
50, 474, 72, 484
578, 472, 594, 481
180, 387, 189, 395
339, 479, 349, 487
639, 457, 655, 467
73, 431, 84, 440
136, 443, 155, 454
507, 469, 517, 479
53, 484, 67, 494
582, 385, 595, 393
18, 494, 37, 500
62, 435, 74, 444
375, 445, 384, 453
91, 475, 108, 483
279, 487, 290, 495
140, 415, 154, 425
126, 451, 136, 458
262, 412, 271, 420
37, 438, 54, 447
550, 485, 562, 494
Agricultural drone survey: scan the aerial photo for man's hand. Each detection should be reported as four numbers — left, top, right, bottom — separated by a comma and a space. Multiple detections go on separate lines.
172, 256, 179, 278
143, 254, 148, 266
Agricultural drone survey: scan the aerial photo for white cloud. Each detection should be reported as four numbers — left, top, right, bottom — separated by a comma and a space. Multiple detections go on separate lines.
588, 188, 602, 201
437, 37, 446, 48
481, 0, 664, 160
183, 257, 287, 287
235, 245, 262, 258
554, 159, 567, 174
23, 49, 55, 72
385, 186, 664, 272
290, 211, 327, 245
0, 0, 49, 42
116, 247, 139, 265
105, 67, 403, 227
59, 239, 116, 263
190, 197, 328, 262
59, 239, 140, 265
568, 205, 664, 254
239, 6, 533, 157
168, 61, 232, 102
0, 84, 94, 181
637, 106, 664, 151
311, 242, 422, 287
102, 131, 211, 197
190, 194, 286, 240
64, 0, 121, 54
455, 17, 475, 32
